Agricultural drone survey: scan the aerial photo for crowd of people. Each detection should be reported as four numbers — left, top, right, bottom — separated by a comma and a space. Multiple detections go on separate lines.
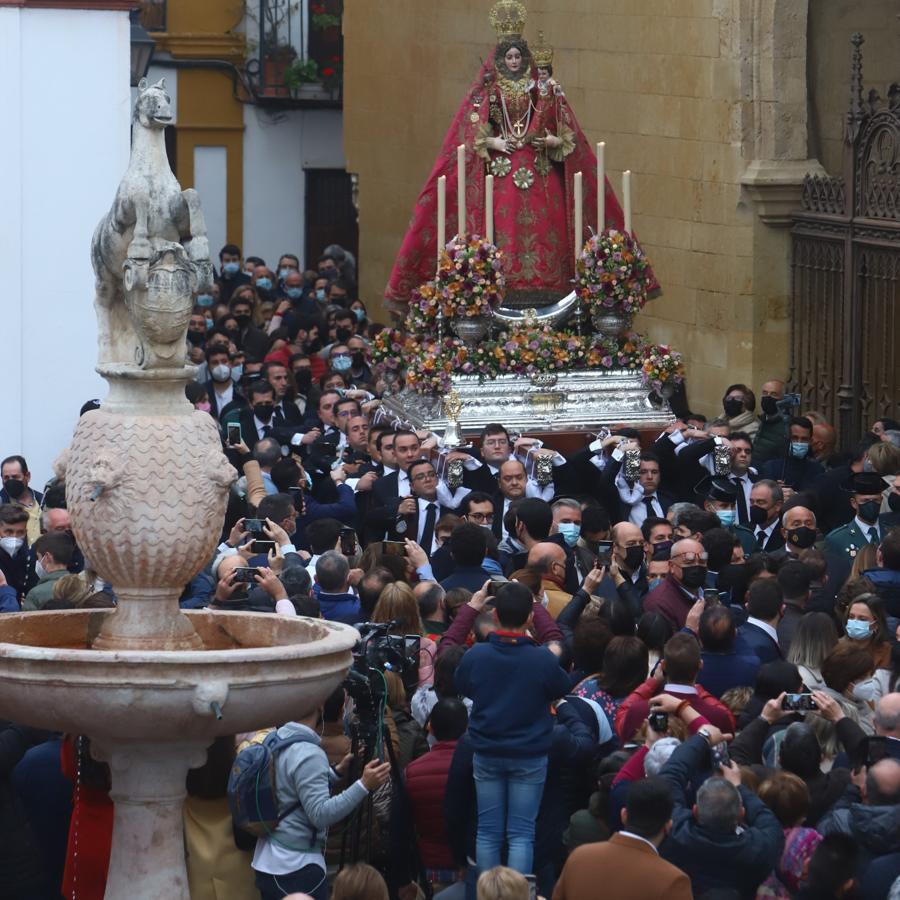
1, 241, 899, 900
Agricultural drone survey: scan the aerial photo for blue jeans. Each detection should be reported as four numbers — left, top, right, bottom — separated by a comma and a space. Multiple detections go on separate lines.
472, 752, 548, 876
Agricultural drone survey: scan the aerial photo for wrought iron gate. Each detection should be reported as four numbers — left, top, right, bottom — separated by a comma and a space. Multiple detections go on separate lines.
791, 34, 900, 441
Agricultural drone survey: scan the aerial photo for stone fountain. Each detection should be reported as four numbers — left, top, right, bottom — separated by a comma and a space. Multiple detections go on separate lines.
0, 79, 357, 900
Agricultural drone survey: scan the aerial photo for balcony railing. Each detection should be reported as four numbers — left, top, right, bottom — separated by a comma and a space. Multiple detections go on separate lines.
251, 0, 342, 105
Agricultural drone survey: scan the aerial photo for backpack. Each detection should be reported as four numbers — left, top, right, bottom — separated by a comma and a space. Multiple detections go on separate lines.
228, 730, 309, 838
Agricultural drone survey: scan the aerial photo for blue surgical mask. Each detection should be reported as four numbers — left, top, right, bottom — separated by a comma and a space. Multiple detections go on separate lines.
222, 261, 240, 276
852, 678, 878, 702
205, 318, 214, 329
790, 441, 810, 459
845, 619, 872, 641
230, 364, 243, 382
255, 277, 272, 292
196, 293, 214, 307
557, 523, 580, 548
316, 289, 326, 302
286, 287, 303, 301
278, 267, 293, 281
353, 307, 366, 322
648, 577, 664, 591
716, 509, 736, 528
332, 355, 352, 372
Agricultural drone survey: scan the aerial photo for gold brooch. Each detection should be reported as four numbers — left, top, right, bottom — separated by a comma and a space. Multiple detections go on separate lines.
470, 112, 480, 123
490, 156, 512, 177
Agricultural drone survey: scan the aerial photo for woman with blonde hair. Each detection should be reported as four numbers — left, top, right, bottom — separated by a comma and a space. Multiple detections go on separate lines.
476, 866, 530, 900
331, 863, 389, 900
372, 582, 437, 688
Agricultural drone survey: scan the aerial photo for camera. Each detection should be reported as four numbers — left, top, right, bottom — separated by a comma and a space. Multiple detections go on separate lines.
595, 540, 613, 567
648, 711, 668, 733
243, 518, 265, 535
776, 392, 801, 413
711, 742, 730, 770
703, 588, 720, 608
232, 566, 259, 584
782, 693, 817, 712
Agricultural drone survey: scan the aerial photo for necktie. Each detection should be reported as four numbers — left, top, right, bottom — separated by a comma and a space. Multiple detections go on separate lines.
755, 527, 767, 546
733, 477, 749, 525
643, 497, 656, 518
420, 502, 438, 554
273, 405, 285, 426
261, 424, 271, 438
868, 527, 879, 545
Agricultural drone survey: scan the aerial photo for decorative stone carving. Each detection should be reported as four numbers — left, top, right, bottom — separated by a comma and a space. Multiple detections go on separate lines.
91, 78, 212, 371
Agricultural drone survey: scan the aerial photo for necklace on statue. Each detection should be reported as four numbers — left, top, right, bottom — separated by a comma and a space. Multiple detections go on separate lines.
500, 91, 533, 148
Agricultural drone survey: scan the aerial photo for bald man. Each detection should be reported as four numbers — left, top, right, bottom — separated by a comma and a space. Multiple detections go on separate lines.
643, 538, 708, 630
527, 541, 571, 618
753, 378, 790, 466
768, 505, 818, 565
811, 422, 837, 464
874, 693, 900, 759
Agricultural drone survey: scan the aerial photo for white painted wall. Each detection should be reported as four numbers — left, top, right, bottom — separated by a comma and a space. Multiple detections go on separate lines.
193, 146, 228, 263
242, 104, 344, 267
0, 7, 131, 489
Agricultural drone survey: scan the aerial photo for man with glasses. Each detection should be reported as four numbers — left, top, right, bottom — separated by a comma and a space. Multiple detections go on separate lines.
384, 460, 451, 556
644, 538, 710, 630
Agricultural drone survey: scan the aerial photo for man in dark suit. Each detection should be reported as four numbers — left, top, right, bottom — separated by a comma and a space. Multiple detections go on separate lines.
261, 361, 305, 430
696, 605, 761, 698
204, 344, 244, 421
610, 450, 675, 525
371, 429, 422, 509
748, 478, 785, 552
461, 423, 515, 495
380, 460, 451, 557
740, 578, 784, 664
760, 416, 825, 492
234, 380, 279, 448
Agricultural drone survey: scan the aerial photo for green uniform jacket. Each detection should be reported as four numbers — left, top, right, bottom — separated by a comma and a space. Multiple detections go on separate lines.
823, 520, 880, 604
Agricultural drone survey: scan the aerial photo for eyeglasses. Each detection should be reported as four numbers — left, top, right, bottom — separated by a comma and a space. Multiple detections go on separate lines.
672, 552, 708, 564
468, 512, 494, 523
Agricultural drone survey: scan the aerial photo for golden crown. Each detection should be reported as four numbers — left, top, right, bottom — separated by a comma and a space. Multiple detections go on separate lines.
489, 0, 527, 39
532, 31, 553, 67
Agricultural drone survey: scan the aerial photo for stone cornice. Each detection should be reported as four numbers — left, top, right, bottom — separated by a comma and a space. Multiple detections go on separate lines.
153, 31, 246, 65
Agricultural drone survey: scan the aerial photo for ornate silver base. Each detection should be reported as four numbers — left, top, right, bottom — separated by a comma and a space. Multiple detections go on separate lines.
382, 369, 675, 435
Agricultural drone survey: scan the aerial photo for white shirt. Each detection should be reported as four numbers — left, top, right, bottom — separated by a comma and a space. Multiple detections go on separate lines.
615, 470, 663, 526
746, 616, 779, 645
617, 831, 659, 855
253, 414, 274, 437
212, 380, 234, 407
415, 497, 439, 553
663, 682, 698, 695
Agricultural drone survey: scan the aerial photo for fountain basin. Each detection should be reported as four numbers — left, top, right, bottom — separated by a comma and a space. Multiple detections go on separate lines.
0, 609, 359, 740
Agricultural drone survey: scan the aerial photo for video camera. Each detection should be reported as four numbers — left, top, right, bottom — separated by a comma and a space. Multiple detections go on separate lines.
342, 620, 421, 744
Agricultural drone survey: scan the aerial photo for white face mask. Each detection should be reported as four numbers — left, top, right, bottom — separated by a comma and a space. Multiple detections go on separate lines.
35, 557, 47, 580
0, 536, 24, 556
852, 679, 879, 703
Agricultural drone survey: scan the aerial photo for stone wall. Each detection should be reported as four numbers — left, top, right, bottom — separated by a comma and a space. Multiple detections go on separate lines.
342, 1, 890, 418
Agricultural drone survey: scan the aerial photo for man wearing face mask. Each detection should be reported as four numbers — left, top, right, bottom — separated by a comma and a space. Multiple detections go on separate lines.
250, 265, 276, 301
748, 479, 785, 552
605, 522, 649, 619
216, 243, 251, 303
643, 538, 709, 630
760, 416, 825, 493
698, 476, 758, 557
346, 336, 372, 383
289, 353, 313, 417
204, 345, 244, 420
23, 532, 76, 611
823, 472, 888, 604
769, 503, 819, 564
0, 504, 30, 601
281, 269, 317, 316
327, 344, 354, 380
229, 295, 269, 360
1, 456, 44, 543
814, 436, 879, 534
551, 499, 582, 551
752, 379, 790, 466
234, 380, 280, 448
721, 383, 760, 439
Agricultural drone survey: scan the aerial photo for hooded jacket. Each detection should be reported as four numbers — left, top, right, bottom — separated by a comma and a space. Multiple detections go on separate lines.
817, 784, 900, 866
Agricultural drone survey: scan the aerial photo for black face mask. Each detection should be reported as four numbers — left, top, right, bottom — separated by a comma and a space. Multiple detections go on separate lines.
186, 330, 206, 346
749, 505, 769, 527
351, 351, 366, 369
335, 327, 353, 344
651, 539, 673, 561
294, 369, 312, 391
889, 492, 900, 513
786, 526, 816, 549
306, 338, 323, 354
234, 314, 252, 329
3, 479, 25, 500
760, 396, 778, 416
623, 546, 645, 572
680, 565, 707, 589
723, 398, 744, 418
857, 500, 881, 524
253, 403, 275, 423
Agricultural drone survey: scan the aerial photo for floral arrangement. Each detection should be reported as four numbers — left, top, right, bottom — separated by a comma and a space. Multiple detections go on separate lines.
640, 342, 685, 396
575, 229, 651, 316
434, 235, 505, 319
373, 324, 685, 397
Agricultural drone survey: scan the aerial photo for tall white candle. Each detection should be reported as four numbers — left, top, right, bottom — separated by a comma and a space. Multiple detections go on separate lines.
457, 144, 466, 239
485, 174, 494, 244
623, 169, 632, 235
574, 171, 583, 264
437, 175, 446, 265
597, 142, 606, 233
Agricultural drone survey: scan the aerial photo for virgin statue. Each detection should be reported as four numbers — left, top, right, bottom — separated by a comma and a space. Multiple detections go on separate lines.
385, 0, 655, 310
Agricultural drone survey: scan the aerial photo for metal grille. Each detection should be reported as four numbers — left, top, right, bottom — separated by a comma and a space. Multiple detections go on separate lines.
790, 33, 900, 441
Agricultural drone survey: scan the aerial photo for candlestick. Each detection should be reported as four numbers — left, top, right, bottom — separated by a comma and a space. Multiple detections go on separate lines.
574, 171, 583, 264
623, 169, 632, 235
437, 175, 446, 266
457, 144, 466, 239
597, 142, 605, 233
485, 174, 494, 244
